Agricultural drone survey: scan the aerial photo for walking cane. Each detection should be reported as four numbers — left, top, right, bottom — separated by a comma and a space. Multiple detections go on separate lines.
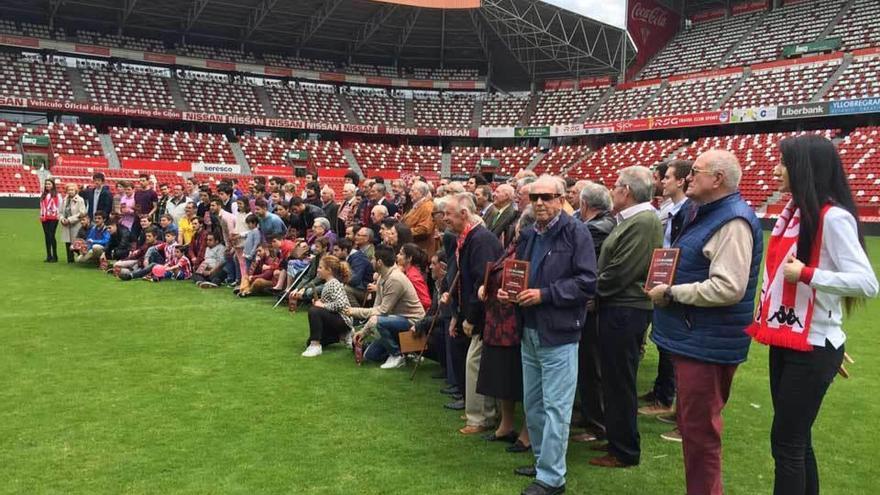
273, 259, 311, 309
409, 271, 459, 381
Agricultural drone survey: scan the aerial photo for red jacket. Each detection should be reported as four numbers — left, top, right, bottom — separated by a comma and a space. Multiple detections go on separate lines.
40, 193, 61, 222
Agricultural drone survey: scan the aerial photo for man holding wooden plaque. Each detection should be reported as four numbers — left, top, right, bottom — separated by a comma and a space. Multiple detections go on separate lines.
499, 175, 597, 495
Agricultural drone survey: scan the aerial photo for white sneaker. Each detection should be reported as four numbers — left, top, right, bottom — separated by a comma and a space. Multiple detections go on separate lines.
343, 331, 354, 349
301, 344, 322, 358
380, 354, 406, 369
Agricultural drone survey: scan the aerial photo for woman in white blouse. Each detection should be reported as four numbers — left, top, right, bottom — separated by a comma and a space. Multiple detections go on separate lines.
755, 134, 878, 494
301, 255, 353, 358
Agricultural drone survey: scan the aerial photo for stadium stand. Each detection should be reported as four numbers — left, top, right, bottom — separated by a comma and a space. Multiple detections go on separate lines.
641, 74, 740, 117
0, 165, 40, 195
566, 138, 688, 185
823, 53, 880, 101
177, 76, 263, 117
480, 94, 529, 127
450, 146, 539, 176
344, 63, 400, 78
838, 126, 880, 206
346, 91, 407, 126
75, 30, 166, 52
261, 54, 337, 72
80, 66, 174, 110
723, 58, 841, 109
532, 144, 592, 176
0, 20, 64, 40
828, 0, 880, 51
177, 43, 258, 64
0, 120, 28, 154
109, 127, 235, 164
42, 123, 103, 161
639, 11, 762, 80
529, 87, 606, 126
351, 143, 442, 176
0, 52, 74, 102
588, 84, 659, 123
238, 136, 347, 171
412, 94, 475, 128
408, 67, 481, 80
724, 1, 845, 68
265, 83, 348, 124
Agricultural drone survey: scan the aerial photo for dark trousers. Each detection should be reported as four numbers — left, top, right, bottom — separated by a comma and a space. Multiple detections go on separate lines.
65, 242, 74, 263
193, 268, 227, 285
652, 347, 676, 407
577, 309, 605, 436
41, 220, 58, 260
598, 305, 651, 465
674, 354, 738, 495
307, 306, 350, 346
449, 331, 470, 394
770, 343, 844, 495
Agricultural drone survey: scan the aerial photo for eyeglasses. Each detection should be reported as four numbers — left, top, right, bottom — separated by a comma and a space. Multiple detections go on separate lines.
529, 193, 561, 202
688, 167, 716, 177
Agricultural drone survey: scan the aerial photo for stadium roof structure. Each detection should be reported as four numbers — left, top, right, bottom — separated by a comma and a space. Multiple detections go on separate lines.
0, 0, 637, 85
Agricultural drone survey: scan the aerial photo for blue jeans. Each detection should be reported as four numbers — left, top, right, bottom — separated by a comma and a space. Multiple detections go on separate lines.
364, 315, 413, 362
522, 326, 579, 488
224, 253, 237, 284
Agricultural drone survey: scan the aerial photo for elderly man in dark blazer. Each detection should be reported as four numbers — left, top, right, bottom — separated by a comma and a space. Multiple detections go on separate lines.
486, 183, 519, 246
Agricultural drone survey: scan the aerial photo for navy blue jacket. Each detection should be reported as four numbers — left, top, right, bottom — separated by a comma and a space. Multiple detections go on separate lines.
347, 249, 374, 291
82, 185, 113, 220
652, 192, 763, 365
453, 225, 503, 331
515, 212, 597, 346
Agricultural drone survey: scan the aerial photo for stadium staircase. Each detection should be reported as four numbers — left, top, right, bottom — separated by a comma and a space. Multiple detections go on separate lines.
254, 86, 277, 118
632, 83, 667, 119
441, 152, 452, 178
577, 88, 615, 124
99, 133, 121, 169
229, 142, 251, 174
338, 93, 358, 124
526, 151, 545, 171
519, 92, 540, 126
167, 77, 189, 111
818, 0, 858, 40
404, 98, 415, 127
812, 54, 853, 102
342, 148, 366, 178
716, 12, 766, 69
65, 67, 90, 102
471, 99, 483, 128
713, 69, 750, 110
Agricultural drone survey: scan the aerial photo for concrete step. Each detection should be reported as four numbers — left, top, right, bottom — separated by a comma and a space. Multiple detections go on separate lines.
716, 12, 766, 69
99, 134, 121, 169
229, 142, 251, 175
338, 93, 358, 124
526, 151, 545, 171
812, 53, 852, 102
343, 148, 365, 178
441, 151, 452, 178
254, 86, 277, 118
65, 67, 90, 103
405, 98, 415, 127
519, 91, 540, 126
471, 98, 483, 128
167, 77, 189, 111
713, 69, 750, 110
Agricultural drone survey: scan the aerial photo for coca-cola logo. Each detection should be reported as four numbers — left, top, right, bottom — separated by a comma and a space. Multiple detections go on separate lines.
631, 2, 670, 27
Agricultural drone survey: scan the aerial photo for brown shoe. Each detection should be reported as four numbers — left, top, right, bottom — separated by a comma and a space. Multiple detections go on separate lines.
657, 412, 677, 425
638, 401, 674, 416
660, 428, 682, 443
589, 455, 634, 468
459, 425, 491, 435
590, 443, 609, 452
570, 432, 598, 443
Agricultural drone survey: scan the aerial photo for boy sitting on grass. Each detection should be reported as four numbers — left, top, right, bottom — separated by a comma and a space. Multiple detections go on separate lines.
75, 212, 110, 264
115, 227, 159, 280
150, 244, 192, 281
193, 232, 227, 288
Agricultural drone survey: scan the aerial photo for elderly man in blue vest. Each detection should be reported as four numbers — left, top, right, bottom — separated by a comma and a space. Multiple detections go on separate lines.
501, 175, 597, 495
647, 149, 763, 495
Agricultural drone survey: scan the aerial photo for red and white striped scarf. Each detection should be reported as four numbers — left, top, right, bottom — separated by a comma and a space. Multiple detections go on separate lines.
747, 200, 830, 351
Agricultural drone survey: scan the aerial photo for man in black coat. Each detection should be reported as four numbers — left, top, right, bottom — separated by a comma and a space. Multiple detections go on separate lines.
83, 172, 113, 220
289, 197, 327, 236
443, 192, 504, 436
104, 219, 133, 261
486, 184, 519, 246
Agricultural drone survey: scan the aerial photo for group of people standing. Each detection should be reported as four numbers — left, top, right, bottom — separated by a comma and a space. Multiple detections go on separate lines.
37, 134, 877, 495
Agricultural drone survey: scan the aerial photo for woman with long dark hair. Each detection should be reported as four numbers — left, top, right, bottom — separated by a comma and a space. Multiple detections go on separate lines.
748, 134, 878, 494
396, 242, 431, 311
39, 178, 62, 262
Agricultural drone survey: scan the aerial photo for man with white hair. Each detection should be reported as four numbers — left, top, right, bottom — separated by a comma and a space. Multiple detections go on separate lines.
320, 186, 338, 236
370, 204, 389, 232
337, 182, 358, 235
487, 183, 518, 244
590, 166, 663, 469
402, 181, 435, 259
443, 192, 503, 436
503, 175, 596, 495
647, 149, 762, 495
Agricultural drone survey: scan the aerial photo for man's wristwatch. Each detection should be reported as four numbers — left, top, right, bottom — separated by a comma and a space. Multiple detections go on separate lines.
663, 286, 674, 303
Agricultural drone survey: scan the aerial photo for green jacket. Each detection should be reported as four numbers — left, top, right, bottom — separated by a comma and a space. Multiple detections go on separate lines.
597, 209, 663, 310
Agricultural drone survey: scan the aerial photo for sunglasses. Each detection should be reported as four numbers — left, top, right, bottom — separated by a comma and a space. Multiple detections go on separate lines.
529, 193, 561, 202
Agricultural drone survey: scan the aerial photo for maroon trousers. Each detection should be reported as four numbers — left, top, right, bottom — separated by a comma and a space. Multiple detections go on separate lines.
674, 354, 739, 495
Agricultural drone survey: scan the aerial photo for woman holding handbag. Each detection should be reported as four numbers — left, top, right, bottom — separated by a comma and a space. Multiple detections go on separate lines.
39, 178, 62, 262
748, 134, 878, 494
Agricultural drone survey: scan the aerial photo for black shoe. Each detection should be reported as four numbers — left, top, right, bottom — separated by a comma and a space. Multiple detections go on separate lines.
444, 399, 464, 410
521, 481, 565, 495
450, 393, 463, 401
514, 465, 536, 477
49, 257, 58, 263
507, 440, 532, 453
440, 385, 459, 395
44, 257, 52, 262
483, 431, 518, 443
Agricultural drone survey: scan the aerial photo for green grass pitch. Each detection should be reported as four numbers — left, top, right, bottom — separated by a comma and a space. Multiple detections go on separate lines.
1, 209, 879, 494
